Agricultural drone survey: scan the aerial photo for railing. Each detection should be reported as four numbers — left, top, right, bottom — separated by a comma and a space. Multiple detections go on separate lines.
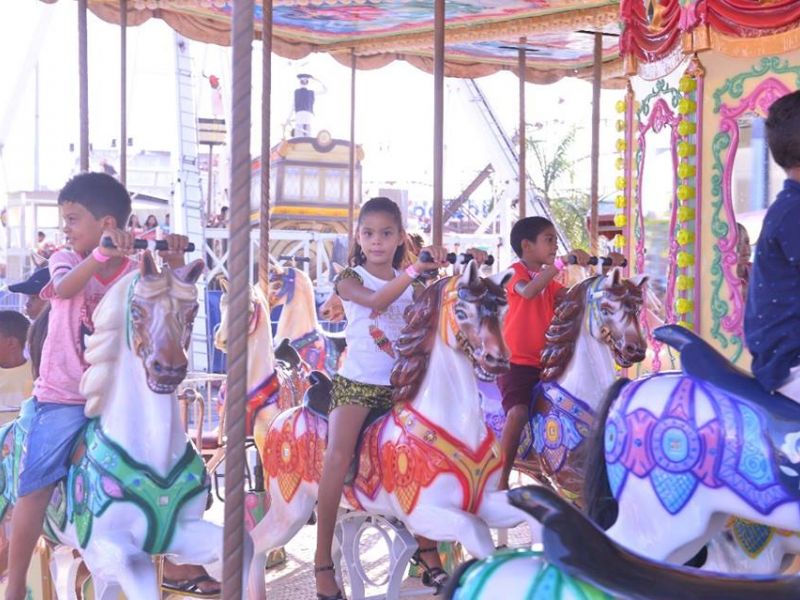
202, 228, 506, 296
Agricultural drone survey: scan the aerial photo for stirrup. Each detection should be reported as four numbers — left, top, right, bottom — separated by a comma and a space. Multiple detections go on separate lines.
314, 564, 345, 600
411, 546, 449, 595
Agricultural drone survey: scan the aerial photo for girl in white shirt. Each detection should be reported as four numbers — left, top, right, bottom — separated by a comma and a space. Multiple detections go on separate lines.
314, 197, 448, 599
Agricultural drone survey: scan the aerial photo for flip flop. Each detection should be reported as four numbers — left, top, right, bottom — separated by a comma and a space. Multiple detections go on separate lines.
162, 574, 222, 598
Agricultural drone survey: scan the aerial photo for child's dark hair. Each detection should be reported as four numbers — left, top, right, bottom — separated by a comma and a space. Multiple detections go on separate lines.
58, 172, 132, 229
766, 90, 800, 170
510, 216, 555, 257
349, 197, 406, 269
0, 310, 30, 348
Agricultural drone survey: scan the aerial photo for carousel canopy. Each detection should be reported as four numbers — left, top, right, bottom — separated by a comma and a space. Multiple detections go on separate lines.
621, 0, 800, 73
41, 0, 625, 86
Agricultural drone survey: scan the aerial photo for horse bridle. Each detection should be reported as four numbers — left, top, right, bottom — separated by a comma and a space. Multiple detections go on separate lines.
269, 268, 296, 304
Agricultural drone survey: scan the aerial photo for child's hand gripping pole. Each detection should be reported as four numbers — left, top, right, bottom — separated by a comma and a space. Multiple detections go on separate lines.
101, 238, 196, 252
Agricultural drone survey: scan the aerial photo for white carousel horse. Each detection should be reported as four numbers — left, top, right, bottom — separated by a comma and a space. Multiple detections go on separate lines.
214, 279, 308, 451
445, 485, 800, 600
517, 270, 649, 501
0, 254, 251, 599
583, 324, 800, 569
268, 262, 346, 376
247, 262, 542, 599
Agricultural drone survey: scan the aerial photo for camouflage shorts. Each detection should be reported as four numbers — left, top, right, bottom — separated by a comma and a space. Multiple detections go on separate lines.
330, 374, 393, 413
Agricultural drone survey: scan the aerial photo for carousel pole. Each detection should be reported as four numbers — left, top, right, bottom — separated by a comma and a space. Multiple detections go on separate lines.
255, 0, 274, 494
432, 0, 445, 246
222, 0, 253, 596
120, 0, 127, 185
348, 49, 356, 248
589, 31, 602, 255
518, 37, 526, 219
78, 0, 89, 171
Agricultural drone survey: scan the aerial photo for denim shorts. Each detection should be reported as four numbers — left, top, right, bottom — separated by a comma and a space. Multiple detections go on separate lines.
18, 398, 88, 497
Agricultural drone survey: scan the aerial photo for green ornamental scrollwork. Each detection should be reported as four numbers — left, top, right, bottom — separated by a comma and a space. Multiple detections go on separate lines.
709, 59, 800, 363
638, 79, 682, 118
712, 57, 800, 113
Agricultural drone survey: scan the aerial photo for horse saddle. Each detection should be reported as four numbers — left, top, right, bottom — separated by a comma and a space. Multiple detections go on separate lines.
301, 370, 383, 484
275, 337, 303, 369
654, 325, 800, 421
304, 370, 334, 418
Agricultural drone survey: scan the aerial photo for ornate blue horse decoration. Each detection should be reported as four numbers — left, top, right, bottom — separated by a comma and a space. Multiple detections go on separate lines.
445, 485, 800, 599
585, 324, 800, 568
0, 254, 251, 599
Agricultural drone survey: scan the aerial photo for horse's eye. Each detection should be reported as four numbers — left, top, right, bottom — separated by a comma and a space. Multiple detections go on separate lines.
455, 308, 468, 320
601, 306, 611, 316
130, 304, 144, 321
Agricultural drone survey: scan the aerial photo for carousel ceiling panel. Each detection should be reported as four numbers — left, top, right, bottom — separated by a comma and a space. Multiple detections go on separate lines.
45, 0, 623, 84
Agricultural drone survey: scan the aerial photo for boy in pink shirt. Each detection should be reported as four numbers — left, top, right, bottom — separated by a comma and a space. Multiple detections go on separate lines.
5, 173, 189, 600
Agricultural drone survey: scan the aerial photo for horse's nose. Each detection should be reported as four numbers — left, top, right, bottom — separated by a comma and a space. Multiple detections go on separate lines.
151, 359, 188, 378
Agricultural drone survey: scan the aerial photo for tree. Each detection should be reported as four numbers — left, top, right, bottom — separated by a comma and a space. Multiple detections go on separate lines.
526, 125, 589, 250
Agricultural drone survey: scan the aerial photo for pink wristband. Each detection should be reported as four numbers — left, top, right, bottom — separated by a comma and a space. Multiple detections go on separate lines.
553, 256, 566, 271
92, 247, 112, 263
405, 264, 420, 279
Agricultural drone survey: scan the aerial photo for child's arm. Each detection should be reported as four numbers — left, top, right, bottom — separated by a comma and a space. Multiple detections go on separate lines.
517, 249, 590, 300
338, 246, 448, 312
53, 229, 134, 299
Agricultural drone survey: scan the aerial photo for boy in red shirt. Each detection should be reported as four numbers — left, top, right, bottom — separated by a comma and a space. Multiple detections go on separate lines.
497, 217, 588, 489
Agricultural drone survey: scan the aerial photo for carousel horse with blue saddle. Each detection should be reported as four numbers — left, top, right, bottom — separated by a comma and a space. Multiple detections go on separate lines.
268, 260, 346, 377
246, 262, 543, 599
503, 267, 799, 574
0, 254, 251, 599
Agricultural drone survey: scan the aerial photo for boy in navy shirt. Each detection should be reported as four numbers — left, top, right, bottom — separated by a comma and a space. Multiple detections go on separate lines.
744, 90, 800, 401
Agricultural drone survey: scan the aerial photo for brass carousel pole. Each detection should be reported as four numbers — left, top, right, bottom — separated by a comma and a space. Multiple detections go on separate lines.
432, 0, 444, 246
222, 0, 253, 596
589, 32, 603, 255
348, 49, 356, 248
518, 37, 526, 219
120, 0, 127, 185
78, 0, 89, 171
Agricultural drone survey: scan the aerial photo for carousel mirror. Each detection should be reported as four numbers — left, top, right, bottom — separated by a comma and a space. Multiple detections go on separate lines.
731, 115, 784, 303
633, 91, 682, 374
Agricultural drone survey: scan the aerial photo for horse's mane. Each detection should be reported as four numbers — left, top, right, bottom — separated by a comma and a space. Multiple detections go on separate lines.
82, 270, 139, 417
540, 277, 597, 383
390, 277, 450, 405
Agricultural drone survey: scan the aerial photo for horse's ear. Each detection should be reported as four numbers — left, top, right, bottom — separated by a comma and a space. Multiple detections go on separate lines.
332, 262, 345, 275
630, 273, 649, 288
140, 251, 159, 277
219, 277, 230, 294
458, 260, 480, 287
488, 268, 513, 289
607, 267, 622, 287
173, 259, 205, 285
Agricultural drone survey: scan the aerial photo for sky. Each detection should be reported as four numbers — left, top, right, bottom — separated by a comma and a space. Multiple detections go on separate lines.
0, 2, 625, 209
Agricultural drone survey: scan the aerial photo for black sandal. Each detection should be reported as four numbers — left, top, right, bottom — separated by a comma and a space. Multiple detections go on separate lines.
162, 574, 221, 598
411, 546, 449, 594
314, 564, 345, 600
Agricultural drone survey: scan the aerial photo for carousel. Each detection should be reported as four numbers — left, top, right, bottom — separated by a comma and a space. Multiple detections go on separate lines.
3, 1, 800, 599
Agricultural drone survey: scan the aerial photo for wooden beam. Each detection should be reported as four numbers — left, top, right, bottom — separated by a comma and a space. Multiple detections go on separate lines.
518, 37, 526, 219
589, 31, 602, 254
78, 0, 89, 171
348, 49, 356, 247
432, 0, 445, 246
